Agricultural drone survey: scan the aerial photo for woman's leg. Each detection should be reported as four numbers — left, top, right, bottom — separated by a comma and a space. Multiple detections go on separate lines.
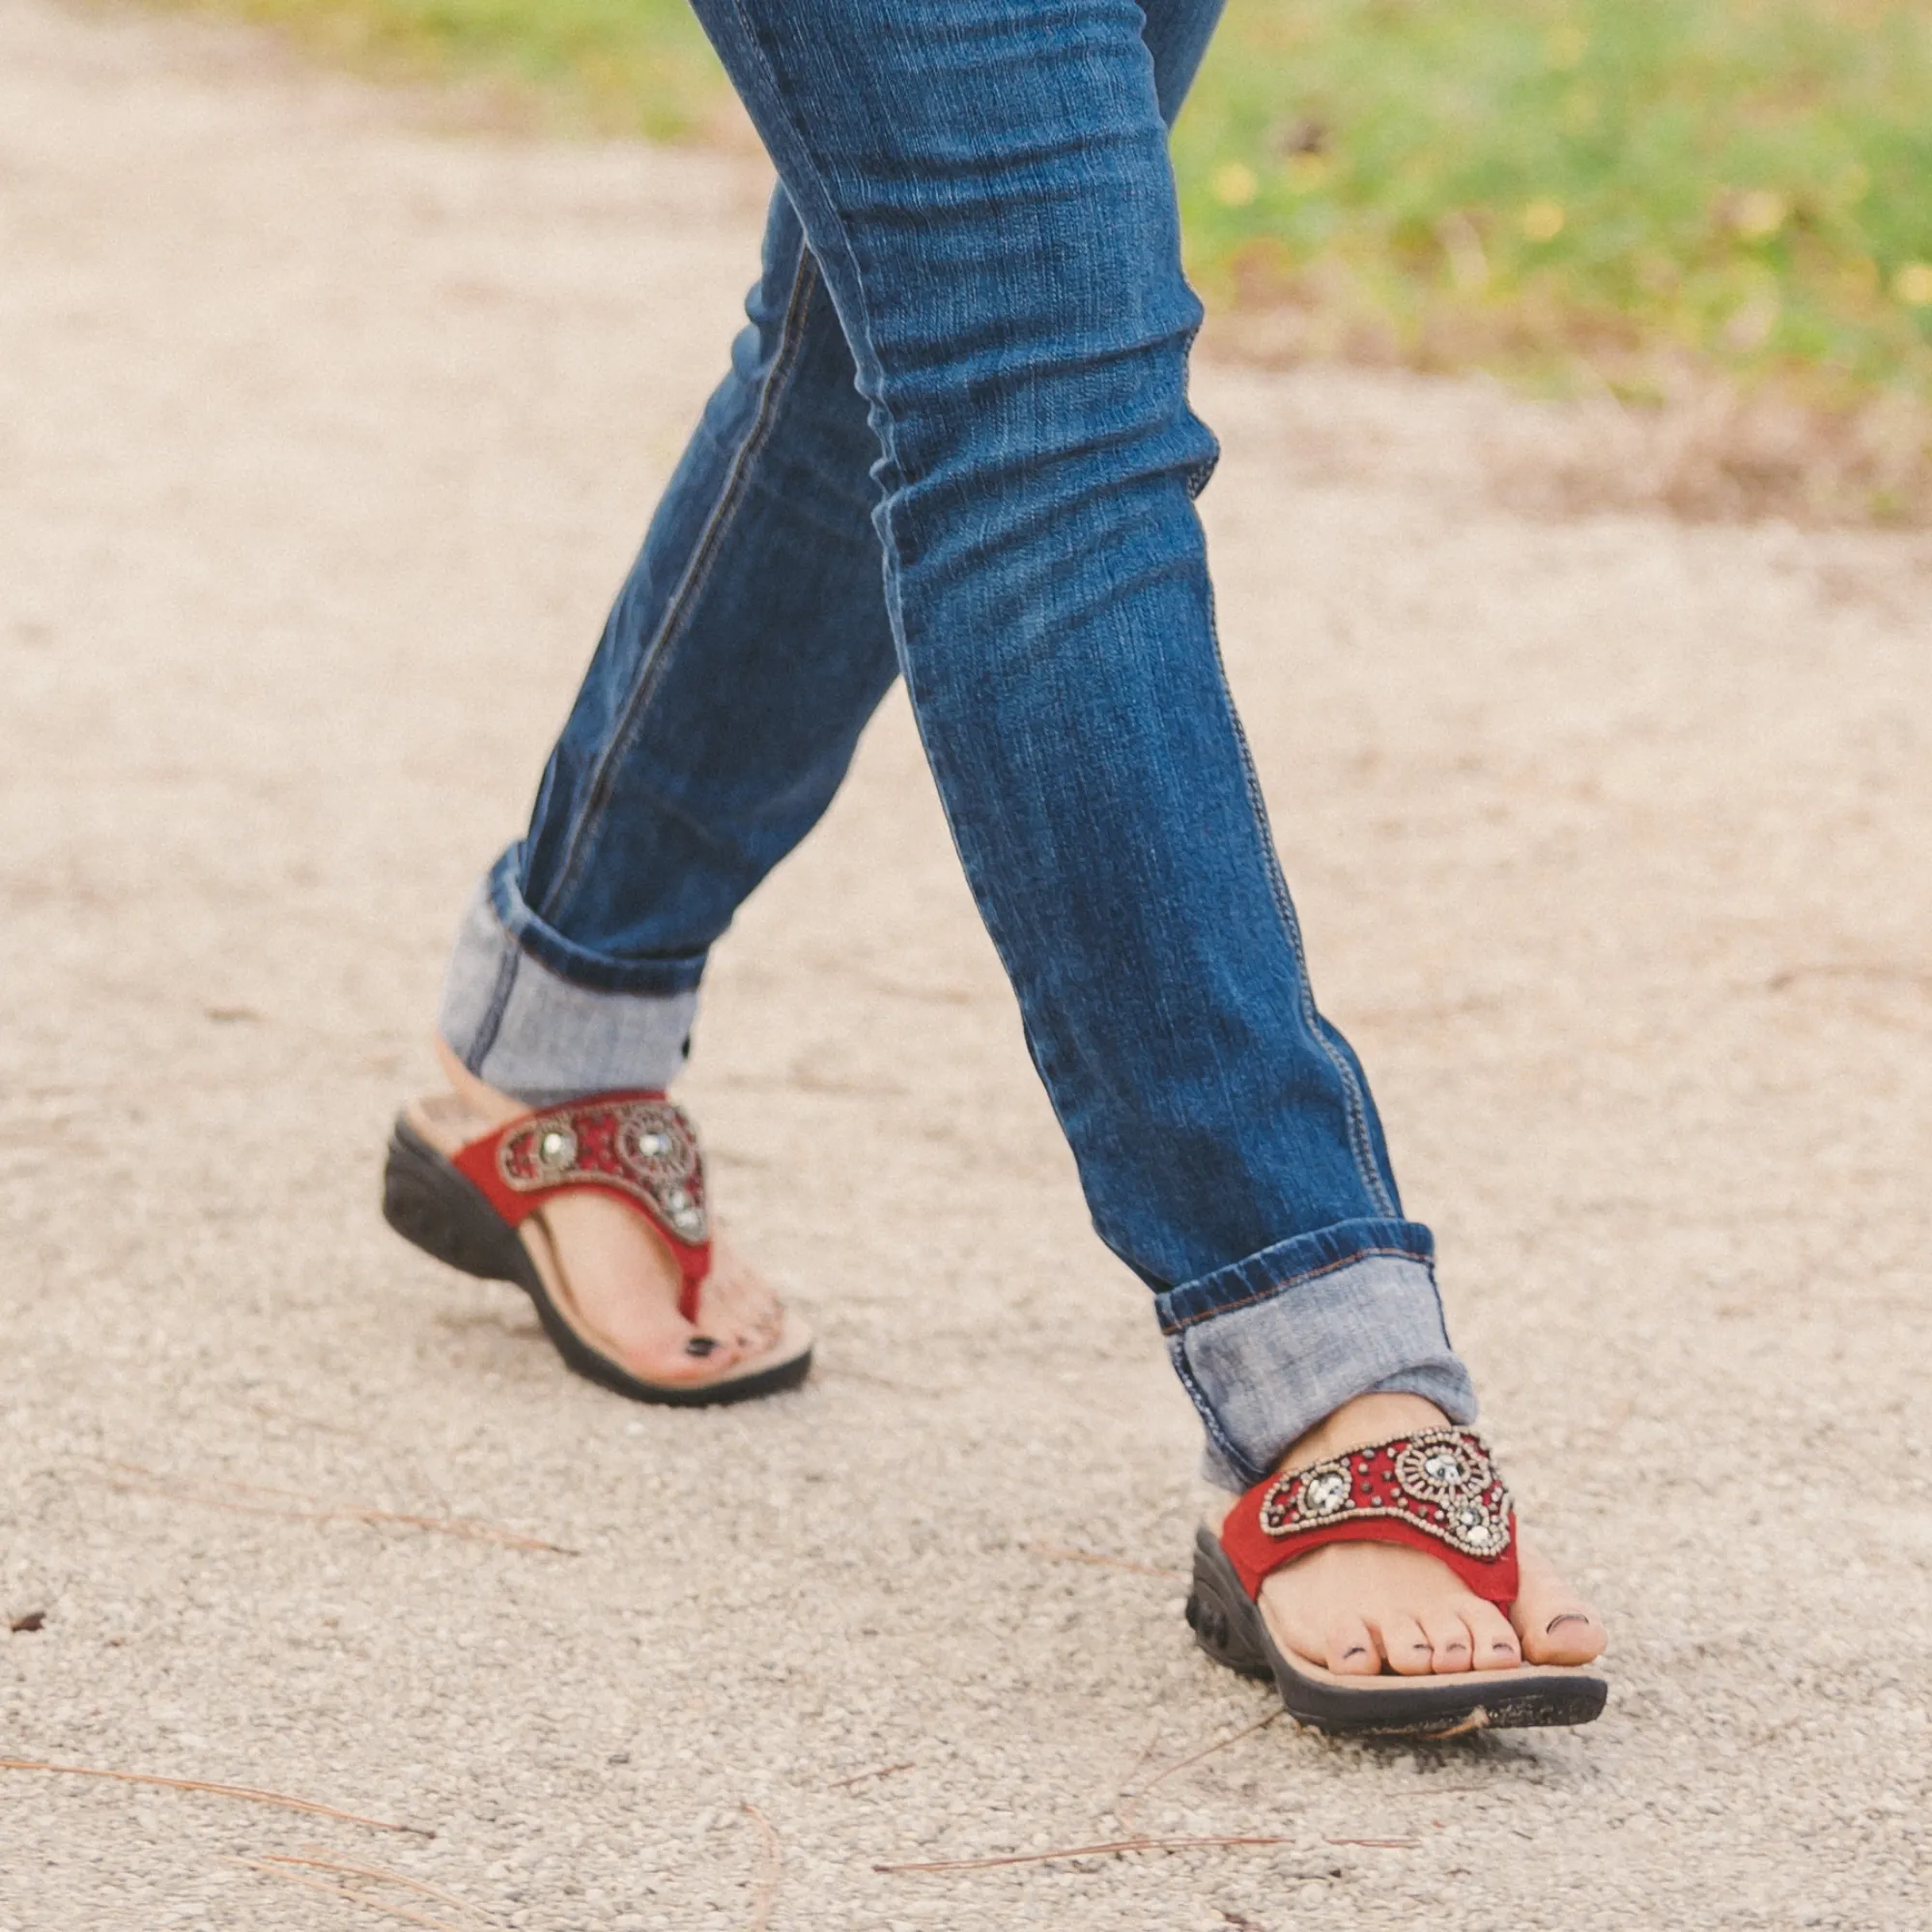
442, 3, 1229, 1100
653, 0, 1472, 1476
438, 0, 1232, 1379
432, 0, 1601, 1670
440, 184, 895, 1107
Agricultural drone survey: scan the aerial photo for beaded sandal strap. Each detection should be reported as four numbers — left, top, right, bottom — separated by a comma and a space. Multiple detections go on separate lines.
1218, 1426, 1520, 1605
451, 1091, 711, 1323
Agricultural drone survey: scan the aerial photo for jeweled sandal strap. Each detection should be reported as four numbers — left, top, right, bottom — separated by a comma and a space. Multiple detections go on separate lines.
451, 1091, 712, 1323
1218, 1426, 1520, 1606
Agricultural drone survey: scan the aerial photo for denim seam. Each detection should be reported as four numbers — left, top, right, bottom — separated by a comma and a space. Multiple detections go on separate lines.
538, 237, 822, 929
1420, 1262, 1455, 1355
1205, 578, 1397, 1220
712, 0, 895, 501
1164, 1338, 1255, 1487
1179, 316, 1220, 498
1155, 1243, 1433, 1337
701, 3, 1363, 1289
707, 0, 1047, 1139
462, 923, 524, 1074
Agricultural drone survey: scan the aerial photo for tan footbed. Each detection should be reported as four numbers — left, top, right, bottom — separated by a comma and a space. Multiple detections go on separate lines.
404, 1093, 814, 1393
1266, 1647, 1606, 1696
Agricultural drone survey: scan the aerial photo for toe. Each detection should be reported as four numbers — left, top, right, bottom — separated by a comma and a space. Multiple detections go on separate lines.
1514, 1598, 1605, 1666
1511, 1539, 1607, 1665
642, 1331, 747, 1383
1419, 1609, 1475, 1674
1322, 1619, 1381, 1676
1374, 1613, 1438, 1677
1465, 1598, 1522, 1671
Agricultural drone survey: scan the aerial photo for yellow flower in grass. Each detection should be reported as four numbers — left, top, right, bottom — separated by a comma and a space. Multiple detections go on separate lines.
1732, 190, 1788, 242
1211, 161, 1260, 208
1894, 262, 1932, 307
1521, 198, 1566, 242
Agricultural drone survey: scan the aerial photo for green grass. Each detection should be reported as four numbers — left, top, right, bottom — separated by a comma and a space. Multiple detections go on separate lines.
179, 0, 724, 140
1177, 0, 1932, 407
172, 0, 1932, 412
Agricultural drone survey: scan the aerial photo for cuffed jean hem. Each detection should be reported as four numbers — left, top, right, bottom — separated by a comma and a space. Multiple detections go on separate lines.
1154, 1218, 1478, 1492
436, 867, 699, 1105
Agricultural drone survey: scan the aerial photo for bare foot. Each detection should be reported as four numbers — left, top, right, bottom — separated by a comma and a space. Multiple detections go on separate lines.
1217, 1391, 1606, 1677
431, 1040, 786, 1388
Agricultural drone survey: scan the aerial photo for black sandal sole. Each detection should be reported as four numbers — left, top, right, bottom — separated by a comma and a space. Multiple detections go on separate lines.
382, 1118, 812, 1407
1185, 1527, 1607, 1736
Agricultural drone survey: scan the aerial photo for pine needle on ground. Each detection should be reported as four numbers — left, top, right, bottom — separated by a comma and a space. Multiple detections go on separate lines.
0, 1757, 429, 1835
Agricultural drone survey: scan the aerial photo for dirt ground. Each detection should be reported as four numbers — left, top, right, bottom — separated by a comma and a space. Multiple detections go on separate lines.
2, 2, 1930, 1927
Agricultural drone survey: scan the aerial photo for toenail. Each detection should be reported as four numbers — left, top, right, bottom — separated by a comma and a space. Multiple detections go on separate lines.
1546, 1611, 1591, 1633
685, 1336, 719, 1357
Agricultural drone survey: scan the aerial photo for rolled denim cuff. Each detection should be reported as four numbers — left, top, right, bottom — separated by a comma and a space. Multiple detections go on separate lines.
1155, 1218, 1478, 1492
437, 865, 699, 1105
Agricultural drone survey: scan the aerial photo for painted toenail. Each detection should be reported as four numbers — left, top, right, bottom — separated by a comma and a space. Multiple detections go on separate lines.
1546, 1610, 1591, 1633
685, 1336, 719, 1357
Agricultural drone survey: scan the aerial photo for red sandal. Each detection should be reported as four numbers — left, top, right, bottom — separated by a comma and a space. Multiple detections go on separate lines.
382, 1089, 812, 1406
1186, 1426, 1606, 1735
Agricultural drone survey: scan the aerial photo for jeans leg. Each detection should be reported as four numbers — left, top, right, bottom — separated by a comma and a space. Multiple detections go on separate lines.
442, 0, 1475, 1485
441, 0, 1224, 1099
676, 0, 1472, 1485
439, 185, 899, 1100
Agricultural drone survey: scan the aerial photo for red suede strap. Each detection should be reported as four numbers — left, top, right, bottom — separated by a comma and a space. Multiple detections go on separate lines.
451, 1090, 712, 1324
1219, 1427, 1519, 1605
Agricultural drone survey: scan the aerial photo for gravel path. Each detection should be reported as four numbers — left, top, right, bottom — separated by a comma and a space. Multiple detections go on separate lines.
2, 3, 1928, 1926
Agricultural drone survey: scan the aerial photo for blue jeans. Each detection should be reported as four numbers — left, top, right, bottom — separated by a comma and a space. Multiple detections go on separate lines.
439, 0, 1476, 1488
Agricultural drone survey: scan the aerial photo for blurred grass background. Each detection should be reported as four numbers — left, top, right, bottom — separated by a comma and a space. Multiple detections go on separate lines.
1179, 1, 1932, 401
171, 0, 724, 139
161, 0, 1932, 514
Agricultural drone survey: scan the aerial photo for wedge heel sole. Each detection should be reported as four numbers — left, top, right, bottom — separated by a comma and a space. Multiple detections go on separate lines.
381, 1119, 811, 1408
383, 1120, 535, 1288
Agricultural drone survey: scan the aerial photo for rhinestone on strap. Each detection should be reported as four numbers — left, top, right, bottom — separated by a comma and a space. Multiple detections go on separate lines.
1218, 1427, 1520, 1605
451, 1091, 711, 1322
497, 1097, 708, 1244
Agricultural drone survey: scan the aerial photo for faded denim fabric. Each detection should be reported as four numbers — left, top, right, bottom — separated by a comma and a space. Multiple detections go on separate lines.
440, 0, 1477, 1485
439, 877, 697, 1105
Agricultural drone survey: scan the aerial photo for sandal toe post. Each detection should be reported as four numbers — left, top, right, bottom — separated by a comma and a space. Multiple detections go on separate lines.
1191, 1427, 1607, 1737
382, 1094, 811, 1407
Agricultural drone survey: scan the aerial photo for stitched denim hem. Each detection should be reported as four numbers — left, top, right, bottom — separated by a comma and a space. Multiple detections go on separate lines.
487, 849, 709, 996
437, 870, 699, 1105
1156, 1221, 1478, 1492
